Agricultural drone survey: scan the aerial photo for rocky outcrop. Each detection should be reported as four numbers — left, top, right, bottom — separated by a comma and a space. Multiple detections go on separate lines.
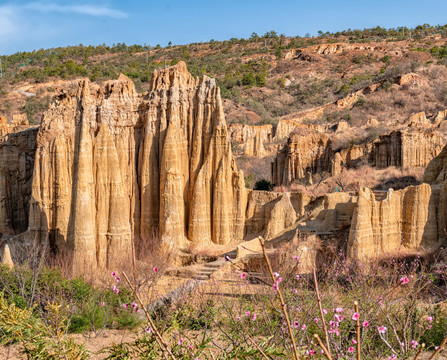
423, 144, 447, 185
228, 123, 273, 156
264, 193, 297, 239
0, 128, 38, 235
272, 128, 332, 186
333, 143, 373, 175
1, 244, 14, 267
408, 111, 431, 127
26, 62, 246, 271
244, 190, 311, 238
374, 129, 444, 168
347, 185, 438, 261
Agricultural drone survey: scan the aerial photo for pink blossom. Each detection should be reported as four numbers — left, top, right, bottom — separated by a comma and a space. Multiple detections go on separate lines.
178, 338, 184, 345
388, 355, 397, 360
400, 276, 409, 284
273, 272, 280, 278
123, 303, 128, 309
293, 321, 299, 328
362, 321, 370, 328
115, 276, 120, 282
334, 314, 344, 322
309, 349, 316, 355
273, 284, 278, 291
301, 324, 307, 331
323, 309, 328, 315
252, 314, 257, 321
189, 344, 194, 350
153, 266, 158, 273
427, 316, 433, 322
314, 317, 319, 324
100, 301, 105, 306
352, 339, 357, 344
294, 255, 299, 260
352, 312, 360, 321
245, 311, 251, 316
111, 271, 116, 277
112, 285, 119, 294
348, 347, 355, 353
132, 302, 138, 309
145, 327, 151, 333
241, 273, 246, 279
378, 326, 387, 334
334, 307, 343, 313
296, 274, 300, 280
293, 289, 298, 294
410, 340, 418, 349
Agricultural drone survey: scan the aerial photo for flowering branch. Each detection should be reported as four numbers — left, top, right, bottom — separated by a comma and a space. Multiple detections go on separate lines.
259, 237, 300, 360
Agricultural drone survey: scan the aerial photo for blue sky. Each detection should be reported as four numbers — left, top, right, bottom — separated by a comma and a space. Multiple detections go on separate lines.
1, 0, 447, 55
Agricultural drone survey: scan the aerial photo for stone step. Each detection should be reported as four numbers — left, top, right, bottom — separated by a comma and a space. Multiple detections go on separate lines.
193, 275, 210, 281
197, 269, 215, 275
204, 262, 223, 268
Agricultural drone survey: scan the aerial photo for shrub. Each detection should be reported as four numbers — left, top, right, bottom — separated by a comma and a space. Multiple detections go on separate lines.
0, 296, 88, 359
275, 47, 283, 60
23, 95, 51, 123
380, 55, 391, 64
244, 173, 256, 189
241, 73, 256, 86
337, 84, 351, 94
253, 179, 273, 191
0, 265, 141, 334
382, 79, 394, 91
439, 84, 447, 106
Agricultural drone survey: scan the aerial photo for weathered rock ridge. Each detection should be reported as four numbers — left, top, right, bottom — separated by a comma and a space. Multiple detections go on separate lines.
272, 128, 332, 185
374, 129, 444, 169
347, 185, 438, 261
272, 125, 444, 186
26, 62, 246, 271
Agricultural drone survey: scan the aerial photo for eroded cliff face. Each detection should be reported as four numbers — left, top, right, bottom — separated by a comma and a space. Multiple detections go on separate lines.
28, 62, 246, 271
374, 129, 444, 169
0, 127, 38, 235
228, 124, 273, 157
272, 128, 332, 186
272, 125, 445, 186
347, 185, 438, 261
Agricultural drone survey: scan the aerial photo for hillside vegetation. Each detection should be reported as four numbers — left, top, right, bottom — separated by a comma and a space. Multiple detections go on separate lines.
1, 24, 447, 125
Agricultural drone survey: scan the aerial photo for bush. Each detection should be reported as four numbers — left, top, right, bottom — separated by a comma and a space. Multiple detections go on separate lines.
0, 265, 141, 334
244, 173, 256, 189
354, 96, 366, 107
0, 296, 88, 359
241, 73, 256, 86
337, 84, 351, 94
380, 55, 391, 64
382, 79, 394, 91
439, 84, 447, 106
253, 179, 273, 191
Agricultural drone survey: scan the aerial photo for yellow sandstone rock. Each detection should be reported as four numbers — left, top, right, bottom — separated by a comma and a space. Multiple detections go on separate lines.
26, 62, 246, 271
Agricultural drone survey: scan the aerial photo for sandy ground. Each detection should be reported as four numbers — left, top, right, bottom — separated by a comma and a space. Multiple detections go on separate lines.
0, 329, 138, 360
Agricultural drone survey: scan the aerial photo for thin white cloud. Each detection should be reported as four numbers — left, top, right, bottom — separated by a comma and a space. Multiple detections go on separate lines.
0, 6, 18, 37
24, 1, 128, 19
